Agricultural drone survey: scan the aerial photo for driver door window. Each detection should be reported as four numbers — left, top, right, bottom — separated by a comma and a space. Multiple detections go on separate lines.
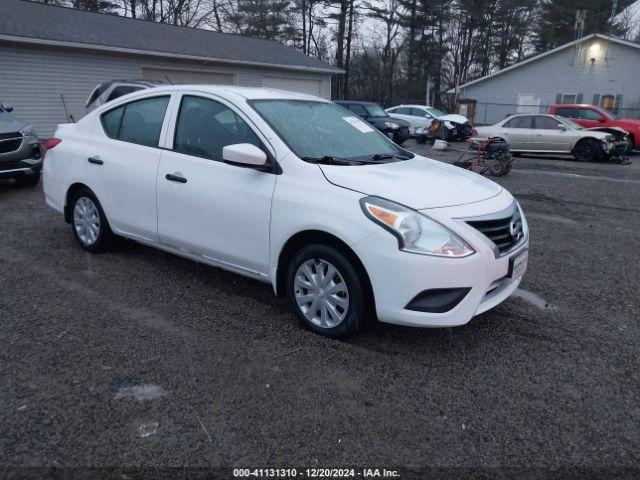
173, 95, 262, 160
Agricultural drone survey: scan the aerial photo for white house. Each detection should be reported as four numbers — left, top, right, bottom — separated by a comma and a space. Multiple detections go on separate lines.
450, 34, 640, 124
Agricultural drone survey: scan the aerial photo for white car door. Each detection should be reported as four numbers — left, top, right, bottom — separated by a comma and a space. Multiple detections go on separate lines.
85, 94, 172, 242
156, 93, 276, 275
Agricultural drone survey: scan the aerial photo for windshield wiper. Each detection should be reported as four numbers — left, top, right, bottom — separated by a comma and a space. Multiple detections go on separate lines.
371, 153, 395, 160
302, 155, 359, 165
370, 152, 413, 161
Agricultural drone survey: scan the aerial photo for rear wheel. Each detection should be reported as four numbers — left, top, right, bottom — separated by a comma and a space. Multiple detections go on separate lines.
573, 139, 601, 162
286, 244, 366, 339
70, 188, 114, 253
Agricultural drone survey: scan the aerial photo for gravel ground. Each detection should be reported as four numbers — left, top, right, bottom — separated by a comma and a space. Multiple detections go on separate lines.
1, 141, 639, 476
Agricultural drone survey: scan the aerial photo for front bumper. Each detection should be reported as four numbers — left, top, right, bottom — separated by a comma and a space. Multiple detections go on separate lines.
353, 191, 528, 327
0, 135, 44, 178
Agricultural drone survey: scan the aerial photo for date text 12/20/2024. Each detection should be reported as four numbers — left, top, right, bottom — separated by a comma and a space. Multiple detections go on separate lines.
233, 468, 401, 478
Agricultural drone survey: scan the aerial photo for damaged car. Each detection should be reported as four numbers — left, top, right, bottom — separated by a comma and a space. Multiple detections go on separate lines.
475, 113, 629, 162
386, 104, 473, 141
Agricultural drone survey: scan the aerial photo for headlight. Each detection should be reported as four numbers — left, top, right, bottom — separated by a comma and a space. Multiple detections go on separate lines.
19, 125, 36, 137
360, 196, 475, 257
384, 121, 399, 130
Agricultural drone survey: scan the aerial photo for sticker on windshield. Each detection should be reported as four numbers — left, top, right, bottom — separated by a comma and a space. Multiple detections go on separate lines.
343, 116, 375, 133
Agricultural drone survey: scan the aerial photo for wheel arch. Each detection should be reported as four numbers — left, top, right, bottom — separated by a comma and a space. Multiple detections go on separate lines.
64, 183, 93, 223
275, 230, 375, 312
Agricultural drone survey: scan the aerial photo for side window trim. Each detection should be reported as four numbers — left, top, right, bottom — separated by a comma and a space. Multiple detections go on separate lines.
99, 94, 171, 148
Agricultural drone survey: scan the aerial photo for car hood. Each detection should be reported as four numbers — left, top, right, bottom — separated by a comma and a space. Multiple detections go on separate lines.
319, 155, 502, 209
0, 112, 27, 133
584, 126, 628, 137
439, 113, 469, 124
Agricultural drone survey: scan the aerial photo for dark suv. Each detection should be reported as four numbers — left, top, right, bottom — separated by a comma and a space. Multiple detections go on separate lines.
0, 104, 43, 187
335, 100, 410, 145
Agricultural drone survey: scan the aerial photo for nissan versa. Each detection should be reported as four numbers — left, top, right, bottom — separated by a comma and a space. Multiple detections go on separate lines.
43, 86, 529, 338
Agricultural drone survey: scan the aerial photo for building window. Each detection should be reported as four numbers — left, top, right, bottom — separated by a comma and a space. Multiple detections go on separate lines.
594, 94, 623, 115
556, 93, 582, 104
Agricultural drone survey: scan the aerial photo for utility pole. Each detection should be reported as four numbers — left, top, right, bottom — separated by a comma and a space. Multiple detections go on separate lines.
573, 9, 586, 66
425, 78, 430, 106
610, 0, 618, 33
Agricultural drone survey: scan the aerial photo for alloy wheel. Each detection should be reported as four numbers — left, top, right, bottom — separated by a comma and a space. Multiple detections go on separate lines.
294, 258, 349, 328
73, 196, 101, 246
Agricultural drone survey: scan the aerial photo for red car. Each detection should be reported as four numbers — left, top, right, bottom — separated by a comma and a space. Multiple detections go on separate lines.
549, 104, 640, 150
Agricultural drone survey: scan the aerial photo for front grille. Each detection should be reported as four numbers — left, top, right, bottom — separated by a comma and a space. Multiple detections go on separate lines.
0, 159, 22, 171
0, 132, 21, 140
0, 132, 23, 154
467, 207, 524, 255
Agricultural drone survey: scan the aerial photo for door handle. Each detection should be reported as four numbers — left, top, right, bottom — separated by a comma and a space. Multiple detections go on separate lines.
165, 173, 187, 183
88, 156, 103, 165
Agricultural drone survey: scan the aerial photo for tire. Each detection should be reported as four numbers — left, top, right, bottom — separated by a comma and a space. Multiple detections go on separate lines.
626, 134, 635, 155
286, 244, 367, 339
70, 188, 114, 253
573, 138, 601, 162
488, 160, 508, 177
15, 172, 40, 187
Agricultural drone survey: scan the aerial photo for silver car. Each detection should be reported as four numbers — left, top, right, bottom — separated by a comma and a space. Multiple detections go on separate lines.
475, 113, 626, 162
0, 103, 43, 186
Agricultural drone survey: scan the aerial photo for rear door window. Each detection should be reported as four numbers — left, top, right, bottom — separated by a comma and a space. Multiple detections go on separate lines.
100, 96, 170, 147
101, 106, 125, 138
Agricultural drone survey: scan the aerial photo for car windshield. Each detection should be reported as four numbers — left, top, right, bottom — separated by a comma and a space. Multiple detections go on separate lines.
363, 104, 387, 117
251, 100, 412, 163
426, 107, 446, 117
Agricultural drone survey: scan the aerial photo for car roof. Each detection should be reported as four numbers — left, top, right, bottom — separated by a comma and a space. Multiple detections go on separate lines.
392, 104, 431, 109
126, 85, 328, 101
335, 100, 379, 105
553, 104, 598, 108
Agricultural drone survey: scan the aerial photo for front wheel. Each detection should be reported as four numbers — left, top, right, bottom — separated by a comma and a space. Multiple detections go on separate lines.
286, 244, 367, 339
70, 188, 114, 253
573, 139, 601, 162
626, 134, 635, 155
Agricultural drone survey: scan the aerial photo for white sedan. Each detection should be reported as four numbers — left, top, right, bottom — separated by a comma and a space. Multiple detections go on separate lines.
386, 104, 472, 139
43, 86, 528, 338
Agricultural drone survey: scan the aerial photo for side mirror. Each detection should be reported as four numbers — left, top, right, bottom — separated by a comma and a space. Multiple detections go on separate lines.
222, 143, 267, 168
557, 123, 568, 130
598, 115, 607, 122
